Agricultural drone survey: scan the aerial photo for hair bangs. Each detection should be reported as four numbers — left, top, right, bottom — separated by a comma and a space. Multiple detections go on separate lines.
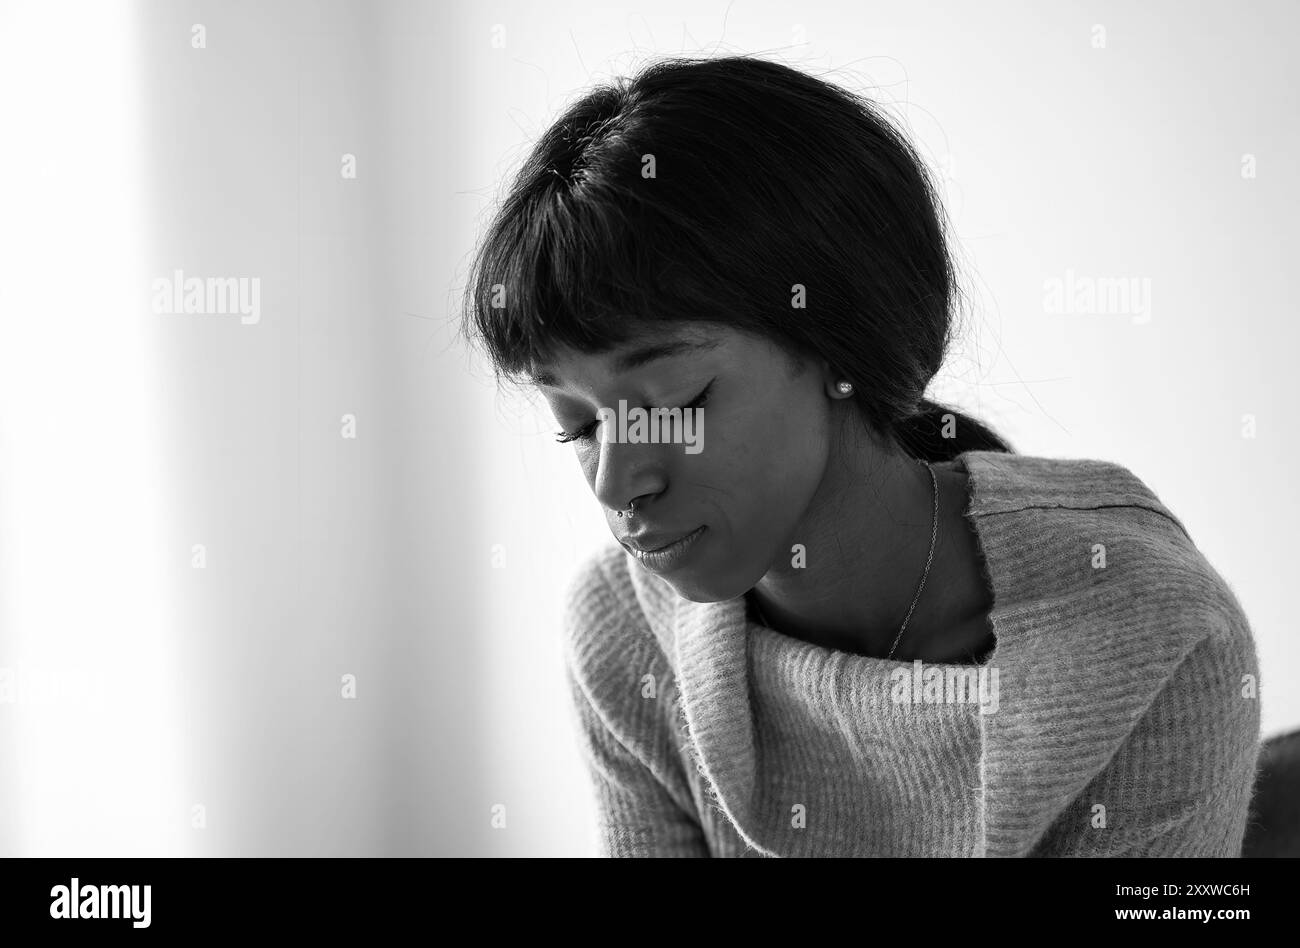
464, 170, 736, 385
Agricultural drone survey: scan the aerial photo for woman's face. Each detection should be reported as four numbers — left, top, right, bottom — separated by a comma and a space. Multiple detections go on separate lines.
532, 323, 839, 602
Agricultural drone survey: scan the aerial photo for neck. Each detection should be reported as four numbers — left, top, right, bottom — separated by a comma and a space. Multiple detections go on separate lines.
749, 422, 986, 660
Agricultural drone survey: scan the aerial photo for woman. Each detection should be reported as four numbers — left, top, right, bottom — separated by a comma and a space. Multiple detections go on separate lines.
460, 55, 1262, 857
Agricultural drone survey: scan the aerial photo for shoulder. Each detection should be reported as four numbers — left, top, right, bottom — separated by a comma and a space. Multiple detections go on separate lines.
961, 450, 1191, 534
962, 450, 1246, 629
961, 458, 1261, 854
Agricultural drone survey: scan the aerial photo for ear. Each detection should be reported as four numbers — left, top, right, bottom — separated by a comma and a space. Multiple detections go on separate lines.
825, 371, 854, 399
816, 358, 842, 396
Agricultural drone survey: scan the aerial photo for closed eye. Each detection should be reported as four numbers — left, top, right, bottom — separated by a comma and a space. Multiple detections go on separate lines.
554, 380, 713, 444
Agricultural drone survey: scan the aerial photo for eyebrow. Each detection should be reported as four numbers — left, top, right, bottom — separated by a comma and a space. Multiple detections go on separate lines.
529, 335, 720, 388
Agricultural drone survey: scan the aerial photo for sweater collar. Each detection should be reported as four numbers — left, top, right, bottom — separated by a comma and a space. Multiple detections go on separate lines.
623, 450, 1201, 856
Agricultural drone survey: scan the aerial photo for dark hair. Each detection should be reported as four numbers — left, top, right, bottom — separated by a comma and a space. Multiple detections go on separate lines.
460, 54, 1013, 462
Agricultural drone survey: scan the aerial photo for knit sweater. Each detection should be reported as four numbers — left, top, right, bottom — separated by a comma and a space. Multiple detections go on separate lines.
560, 450, 1263, 857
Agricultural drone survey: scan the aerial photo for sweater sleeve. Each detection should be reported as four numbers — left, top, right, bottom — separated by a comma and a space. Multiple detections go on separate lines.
560, 549, 711, 857
1116, 624, 1262, 857
564, 659, 711, 857
1033, 613, 1263, 857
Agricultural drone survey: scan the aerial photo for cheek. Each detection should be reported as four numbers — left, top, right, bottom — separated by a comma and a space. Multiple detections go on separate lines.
711, 396, 828, 514
737, 384, 828, 462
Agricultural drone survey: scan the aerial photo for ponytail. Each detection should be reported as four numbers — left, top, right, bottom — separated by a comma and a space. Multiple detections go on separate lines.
889, 398, 1014, 463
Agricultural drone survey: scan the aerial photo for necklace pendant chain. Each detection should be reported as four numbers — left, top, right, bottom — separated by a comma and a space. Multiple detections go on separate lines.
752, 458, 939, 662
885, 459, 939, 660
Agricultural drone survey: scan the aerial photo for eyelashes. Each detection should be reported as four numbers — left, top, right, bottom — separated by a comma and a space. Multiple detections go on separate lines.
554, 380, 713, 444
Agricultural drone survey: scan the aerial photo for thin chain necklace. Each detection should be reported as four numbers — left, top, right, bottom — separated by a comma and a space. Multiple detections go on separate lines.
751, 458, 939, 662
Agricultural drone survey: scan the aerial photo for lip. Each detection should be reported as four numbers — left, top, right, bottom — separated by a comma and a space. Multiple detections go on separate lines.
623, 528, 698, 553
623, 526, 707, 572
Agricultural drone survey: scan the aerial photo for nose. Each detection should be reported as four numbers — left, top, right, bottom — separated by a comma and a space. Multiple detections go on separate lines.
591, 432, 664, 517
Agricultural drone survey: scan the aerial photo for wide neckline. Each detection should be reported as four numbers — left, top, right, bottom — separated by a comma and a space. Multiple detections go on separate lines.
636, 448, 1210, 856
746, 453, 1002, 672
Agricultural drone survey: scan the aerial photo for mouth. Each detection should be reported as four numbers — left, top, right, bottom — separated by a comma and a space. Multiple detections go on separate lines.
623, 526, 707, 572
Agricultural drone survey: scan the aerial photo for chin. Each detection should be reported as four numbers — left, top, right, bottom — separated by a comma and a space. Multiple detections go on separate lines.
657, 576, 720, 603
652, 563, 753, 604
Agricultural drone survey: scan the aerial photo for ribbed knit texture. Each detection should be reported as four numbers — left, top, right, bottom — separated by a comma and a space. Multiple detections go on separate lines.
561, 451, 1263, 857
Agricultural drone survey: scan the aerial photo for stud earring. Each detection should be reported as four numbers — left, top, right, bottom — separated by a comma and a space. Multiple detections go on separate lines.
836, 380, 853, 395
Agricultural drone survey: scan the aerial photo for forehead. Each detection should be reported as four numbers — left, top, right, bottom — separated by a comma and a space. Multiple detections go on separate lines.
528, 324, 725, 389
